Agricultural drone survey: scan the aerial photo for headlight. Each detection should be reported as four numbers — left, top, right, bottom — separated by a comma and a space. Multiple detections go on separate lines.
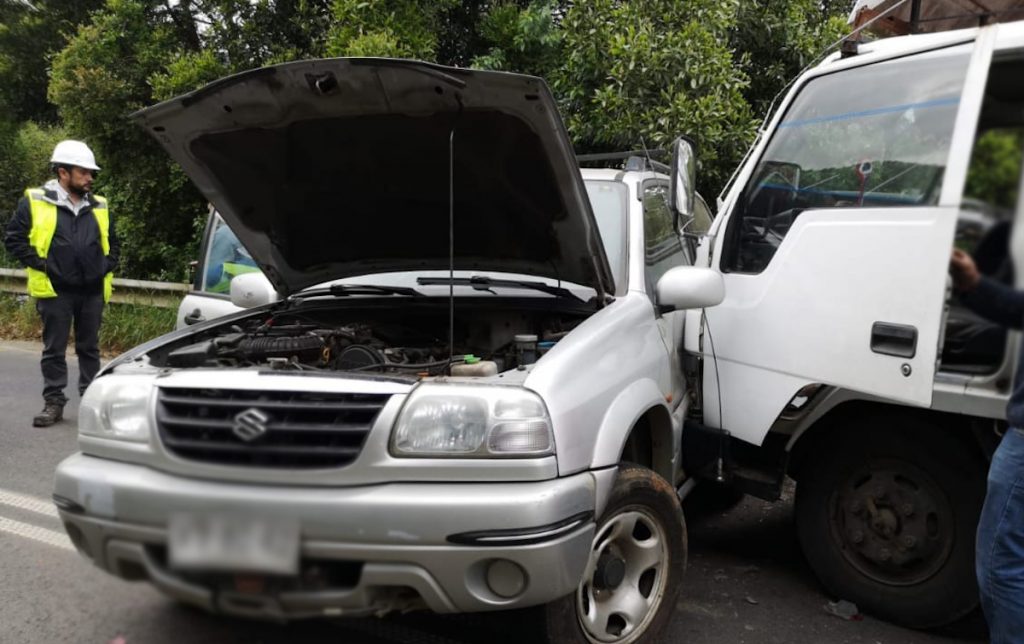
392, 384, 554, 458
79, 375, 154, 442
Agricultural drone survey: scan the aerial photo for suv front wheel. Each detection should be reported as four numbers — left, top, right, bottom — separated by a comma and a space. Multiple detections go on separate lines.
536, 463, 687, 644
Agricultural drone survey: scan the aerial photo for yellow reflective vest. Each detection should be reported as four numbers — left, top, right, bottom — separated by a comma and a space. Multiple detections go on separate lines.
24, 188, 113, 303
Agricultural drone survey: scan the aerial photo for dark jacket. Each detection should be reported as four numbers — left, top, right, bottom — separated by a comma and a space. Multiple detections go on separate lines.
963, 276, 1024, 428
4, 186, 119, 295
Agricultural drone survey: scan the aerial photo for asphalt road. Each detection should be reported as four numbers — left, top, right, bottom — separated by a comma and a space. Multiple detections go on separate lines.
0, 339, 989, 644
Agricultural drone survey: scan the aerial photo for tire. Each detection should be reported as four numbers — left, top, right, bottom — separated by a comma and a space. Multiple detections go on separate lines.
795, 416, 986, 628
532, 463, 687, 644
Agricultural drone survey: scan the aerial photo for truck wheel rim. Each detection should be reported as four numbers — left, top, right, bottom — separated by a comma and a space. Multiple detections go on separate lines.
576, 507, 670, 643
829, 458, 955, 586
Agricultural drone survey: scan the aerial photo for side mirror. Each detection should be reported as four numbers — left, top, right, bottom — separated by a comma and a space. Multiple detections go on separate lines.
669, 136, 697, 224
230, 272, 279, 308
656, 266, 724, 312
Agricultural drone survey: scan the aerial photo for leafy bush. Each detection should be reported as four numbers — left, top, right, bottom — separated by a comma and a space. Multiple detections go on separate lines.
0, 120, 68, 267
0, 293, 177, 356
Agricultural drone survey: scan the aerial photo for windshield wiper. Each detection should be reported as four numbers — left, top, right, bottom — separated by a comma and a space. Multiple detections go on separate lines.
416, 276, 586, 303
288, 283, 424, 302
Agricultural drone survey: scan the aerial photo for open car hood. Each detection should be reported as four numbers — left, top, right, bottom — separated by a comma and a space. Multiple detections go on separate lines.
132, 58, 614, 297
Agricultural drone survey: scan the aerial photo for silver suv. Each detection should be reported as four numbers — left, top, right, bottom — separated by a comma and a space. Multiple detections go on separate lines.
53, 59, 722, 643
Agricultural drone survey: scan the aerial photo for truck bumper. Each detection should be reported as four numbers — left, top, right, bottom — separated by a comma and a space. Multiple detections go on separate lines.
54, 453, 598, 619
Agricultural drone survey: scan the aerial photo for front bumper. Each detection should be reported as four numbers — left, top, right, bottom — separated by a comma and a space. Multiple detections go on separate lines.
55, 453, 599, 619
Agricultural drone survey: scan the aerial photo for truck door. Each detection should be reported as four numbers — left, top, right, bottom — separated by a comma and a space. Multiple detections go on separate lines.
701, 38, 993, 445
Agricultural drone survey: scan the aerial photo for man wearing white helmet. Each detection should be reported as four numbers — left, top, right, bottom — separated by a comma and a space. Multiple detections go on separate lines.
3, 140, 119, 427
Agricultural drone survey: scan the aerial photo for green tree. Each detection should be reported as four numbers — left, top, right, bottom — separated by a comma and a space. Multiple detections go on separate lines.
966, 129, 1024, 210
194, 0, 334, 67
326, 0, 459, 59
471, 0, 563, 77
730, 0, 849, 117
552, 0, 758, 197
0, 0, 105, 124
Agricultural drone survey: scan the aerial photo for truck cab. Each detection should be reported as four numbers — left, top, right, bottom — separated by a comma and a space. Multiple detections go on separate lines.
686, 16, 1024, 628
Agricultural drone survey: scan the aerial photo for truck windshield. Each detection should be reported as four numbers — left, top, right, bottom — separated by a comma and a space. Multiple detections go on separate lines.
727, 45, 971, 273
585, 180, 629, 291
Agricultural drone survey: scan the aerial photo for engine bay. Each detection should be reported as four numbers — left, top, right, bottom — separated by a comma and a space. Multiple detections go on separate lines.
151, 300, 589, 376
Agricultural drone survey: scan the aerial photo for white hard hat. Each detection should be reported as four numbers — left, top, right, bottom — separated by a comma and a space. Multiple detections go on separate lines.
50, 140, 100, 171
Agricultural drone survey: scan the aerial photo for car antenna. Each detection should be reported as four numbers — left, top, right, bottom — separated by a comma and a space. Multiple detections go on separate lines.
447, 93, 464, 375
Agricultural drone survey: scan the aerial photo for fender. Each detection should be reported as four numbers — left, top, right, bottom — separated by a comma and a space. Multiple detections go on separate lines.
589, 378, 675, 472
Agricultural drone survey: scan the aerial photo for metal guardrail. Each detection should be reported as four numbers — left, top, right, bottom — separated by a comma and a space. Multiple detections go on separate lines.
0, 268, 188, 308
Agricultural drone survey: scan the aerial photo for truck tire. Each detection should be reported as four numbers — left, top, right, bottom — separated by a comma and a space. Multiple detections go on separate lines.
795, 417, 986, 628
533, 463, 687, 643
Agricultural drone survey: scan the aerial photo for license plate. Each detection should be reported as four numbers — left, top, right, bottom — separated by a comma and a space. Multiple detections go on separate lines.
168, 513, 300, 575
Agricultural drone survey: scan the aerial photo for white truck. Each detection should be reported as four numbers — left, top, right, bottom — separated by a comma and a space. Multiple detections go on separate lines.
680, 15, 1024, 628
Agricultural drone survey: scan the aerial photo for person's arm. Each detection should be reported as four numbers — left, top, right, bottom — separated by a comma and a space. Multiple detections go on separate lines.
3, 197, 46, 271
962, 276, 1024, 331
952, 248, 1024, 330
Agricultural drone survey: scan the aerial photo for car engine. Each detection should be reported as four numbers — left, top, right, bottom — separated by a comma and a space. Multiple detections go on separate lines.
155, 302, 583, 376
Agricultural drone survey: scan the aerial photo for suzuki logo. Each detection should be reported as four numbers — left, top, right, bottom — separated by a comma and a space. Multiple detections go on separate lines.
232, 408, 270, 442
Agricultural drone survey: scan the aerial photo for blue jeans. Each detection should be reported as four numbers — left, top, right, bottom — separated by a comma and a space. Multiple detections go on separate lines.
977, 427, 1024, 643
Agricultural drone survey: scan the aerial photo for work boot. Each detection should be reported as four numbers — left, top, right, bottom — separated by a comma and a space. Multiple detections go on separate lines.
32, 401, 64, 427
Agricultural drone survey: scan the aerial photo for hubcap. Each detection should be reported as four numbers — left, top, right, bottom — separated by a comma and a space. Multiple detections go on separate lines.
828, 459, 954, 586
576, 508, 670, 643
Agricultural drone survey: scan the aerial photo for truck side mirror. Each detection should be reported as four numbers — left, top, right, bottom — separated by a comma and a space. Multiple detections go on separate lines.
669, 136, 697, 225
656, 266, 724, 312
230, 272, 279, 308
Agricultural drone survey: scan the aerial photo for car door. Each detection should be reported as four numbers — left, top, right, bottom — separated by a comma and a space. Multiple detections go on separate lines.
642, 179, 690, 403
174, 213, 258, 329
700, 34, 995, 445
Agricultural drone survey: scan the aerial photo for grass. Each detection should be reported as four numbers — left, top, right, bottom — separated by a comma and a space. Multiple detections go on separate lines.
0, 293, 177, 356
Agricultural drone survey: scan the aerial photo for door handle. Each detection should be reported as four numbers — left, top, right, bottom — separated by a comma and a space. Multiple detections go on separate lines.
871, 322, 917, 358
184, 308, 205, 326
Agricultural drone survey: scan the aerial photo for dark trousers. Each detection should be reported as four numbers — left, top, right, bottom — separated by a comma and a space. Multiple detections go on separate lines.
36, 292, 104, 404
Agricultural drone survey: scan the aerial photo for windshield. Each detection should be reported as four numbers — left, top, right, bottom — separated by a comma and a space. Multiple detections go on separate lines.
585, 180, 628, 290
726, 45, 971, 273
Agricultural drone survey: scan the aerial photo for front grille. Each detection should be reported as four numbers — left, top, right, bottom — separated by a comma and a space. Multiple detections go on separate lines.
156, 387, 390, 468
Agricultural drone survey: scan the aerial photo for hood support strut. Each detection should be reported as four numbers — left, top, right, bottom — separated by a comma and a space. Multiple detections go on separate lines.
446, 94, 464, 375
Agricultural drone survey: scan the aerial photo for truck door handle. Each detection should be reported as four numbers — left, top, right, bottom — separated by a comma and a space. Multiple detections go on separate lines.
871, 322, 917, 358
184, 309, 206, 326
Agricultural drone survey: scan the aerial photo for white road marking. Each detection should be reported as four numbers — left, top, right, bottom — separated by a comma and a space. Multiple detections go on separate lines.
0, 488, 74, 551
0, 487, 59, 518
0, 516, 74, 551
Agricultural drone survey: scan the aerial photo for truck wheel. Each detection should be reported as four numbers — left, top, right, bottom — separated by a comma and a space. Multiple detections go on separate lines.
537, 463, 686, 644
795, 418, 985, 628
